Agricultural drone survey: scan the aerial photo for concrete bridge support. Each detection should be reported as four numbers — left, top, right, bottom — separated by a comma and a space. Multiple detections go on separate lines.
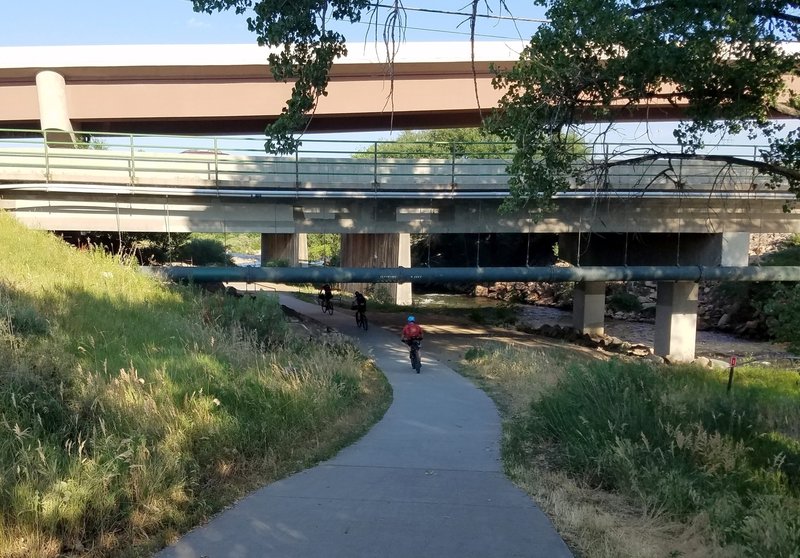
35, 70, 75, 146
721, 232, 750, 266
573, 281, 606, 336
558, 231, 744, 361
654, 281, 699, 362
260, 233, 308, 266
340, 233, 412, 305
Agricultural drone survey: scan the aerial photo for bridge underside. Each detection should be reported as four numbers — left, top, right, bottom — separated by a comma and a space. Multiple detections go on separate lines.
3, 193, 797, 235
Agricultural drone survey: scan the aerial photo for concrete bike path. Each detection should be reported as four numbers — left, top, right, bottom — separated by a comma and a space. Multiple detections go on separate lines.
157, 293, 571, 558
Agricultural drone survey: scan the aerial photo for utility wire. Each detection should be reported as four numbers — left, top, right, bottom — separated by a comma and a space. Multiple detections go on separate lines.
350, 19, 529, 40
367, 3, 550, 24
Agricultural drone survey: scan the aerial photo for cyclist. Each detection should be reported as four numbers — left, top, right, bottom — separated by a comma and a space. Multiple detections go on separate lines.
318, 283, 333, 306
401, 315, 424, 344
401, 315, 424, 371
352, 290, 367, 314
352, 291, 368, 328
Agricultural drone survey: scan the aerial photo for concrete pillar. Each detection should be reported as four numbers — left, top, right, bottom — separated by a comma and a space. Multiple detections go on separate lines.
340, 233, 413, 305
654, 281, 699, 362
721, 232, 750, 266
260, 233, 308, 266
35, 70, 76, 146
573, 281, 606, 336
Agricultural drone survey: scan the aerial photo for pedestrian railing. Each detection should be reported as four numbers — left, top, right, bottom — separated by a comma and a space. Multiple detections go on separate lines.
0, 128, 785, 197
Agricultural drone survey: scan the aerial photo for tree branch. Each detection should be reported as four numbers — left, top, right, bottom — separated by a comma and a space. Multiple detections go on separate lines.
595, 152, 800, 183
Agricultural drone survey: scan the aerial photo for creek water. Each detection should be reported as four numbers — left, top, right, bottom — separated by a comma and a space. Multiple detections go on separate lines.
415, 293, 793, 362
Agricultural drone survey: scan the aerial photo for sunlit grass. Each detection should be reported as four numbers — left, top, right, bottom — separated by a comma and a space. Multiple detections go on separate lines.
459, 345, 800, 557
0, 212, 391, 557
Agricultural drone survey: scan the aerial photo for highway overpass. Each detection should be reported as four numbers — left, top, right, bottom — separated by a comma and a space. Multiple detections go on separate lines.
5, 42, 796, 135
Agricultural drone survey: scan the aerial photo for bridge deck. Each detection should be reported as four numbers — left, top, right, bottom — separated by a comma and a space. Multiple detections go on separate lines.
0, 131, 797, 234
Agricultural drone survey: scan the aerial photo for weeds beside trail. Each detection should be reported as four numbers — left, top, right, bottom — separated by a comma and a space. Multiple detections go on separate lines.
460, 345, 800, 557
0, 213, 391, 558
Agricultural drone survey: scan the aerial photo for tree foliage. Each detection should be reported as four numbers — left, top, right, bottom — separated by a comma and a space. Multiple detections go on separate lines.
488, 0, 800, 210
193, 0, 800, 210
353, 128, 513, 159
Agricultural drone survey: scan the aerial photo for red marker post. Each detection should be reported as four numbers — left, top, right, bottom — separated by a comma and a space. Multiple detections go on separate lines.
727, 356, 737, 393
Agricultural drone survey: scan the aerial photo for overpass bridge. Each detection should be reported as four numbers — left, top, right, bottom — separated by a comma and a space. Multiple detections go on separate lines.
4, 42, 796, 137
2, 128, 799, 363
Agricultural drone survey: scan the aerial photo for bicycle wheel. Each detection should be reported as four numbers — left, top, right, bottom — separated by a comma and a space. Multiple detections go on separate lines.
325, 301, 334, 315
361, 314, 368, 331
355, 312, 362, 327
412, 349, 421, 373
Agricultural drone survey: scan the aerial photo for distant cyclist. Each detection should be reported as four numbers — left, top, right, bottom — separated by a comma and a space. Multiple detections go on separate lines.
352, 291, 368, 329
352, 291, 367, 314
318, 283, 333, 305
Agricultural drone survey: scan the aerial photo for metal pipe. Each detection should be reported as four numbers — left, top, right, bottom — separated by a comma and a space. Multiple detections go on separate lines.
142, 265, 800, 284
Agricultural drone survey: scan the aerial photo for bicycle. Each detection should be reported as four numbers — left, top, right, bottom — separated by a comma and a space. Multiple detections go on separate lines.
321, 297, 334, 315
354, 308, 368, 330
407, 339, 422, 373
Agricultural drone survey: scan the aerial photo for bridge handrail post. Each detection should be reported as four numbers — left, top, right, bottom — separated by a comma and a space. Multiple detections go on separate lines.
295, 149, 300, 193
214, 137, 219, 188
373, 142, 378, 189
450, 141, 456, 187
43, 129, 50, 182
128, 134, 136, 185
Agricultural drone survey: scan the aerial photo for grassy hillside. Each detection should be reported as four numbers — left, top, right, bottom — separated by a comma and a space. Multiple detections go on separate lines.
0, 213, 390, 557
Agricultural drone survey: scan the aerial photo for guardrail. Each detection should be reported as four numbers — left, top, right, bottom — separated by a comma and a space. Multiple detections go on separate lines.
0, 128, 785, 198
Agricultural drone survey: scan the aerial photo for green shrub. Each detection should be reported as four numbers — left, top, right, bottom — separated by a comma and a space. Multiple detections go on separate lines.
367, 284, 393, 305
177, 238, 231, 265
762, 283, 800, 351
607, 290, 642, 313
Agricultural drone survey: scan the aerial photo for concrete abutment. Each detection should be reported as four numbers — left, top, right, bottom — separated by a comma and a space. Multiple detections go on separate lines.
558, 232, 748, 361
340, 233, 412, 305
260, 233, 308, 267
572, 281, 606, 336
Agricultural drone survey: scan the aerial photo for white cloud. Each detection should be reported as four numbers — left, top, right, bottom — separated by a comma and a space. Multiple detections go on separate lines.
187, 17, 211, 29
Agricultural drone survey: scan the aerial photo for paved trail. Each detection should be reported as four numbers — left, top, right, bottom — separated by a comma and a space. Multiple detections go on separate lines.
156, 293, 571, 558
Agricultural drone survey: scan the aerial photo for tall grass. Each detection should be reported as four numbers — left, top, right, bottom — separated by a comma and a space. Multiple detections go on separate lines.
460, 345, 800, 557
0, 213, 391, 557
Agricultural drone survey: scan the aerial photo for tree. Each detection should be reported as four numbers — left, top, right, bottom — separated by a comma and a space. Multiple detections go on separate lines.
192, 1, 800, 211
353, 128, 513, 159
488, 0, 800, 211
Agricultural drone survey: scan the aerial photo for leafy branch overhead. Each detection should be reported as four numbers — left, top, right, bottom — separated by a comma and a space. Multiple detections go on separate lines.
193, 0, 800, 211
192, 0, 373, 153
488, 0, 800, 211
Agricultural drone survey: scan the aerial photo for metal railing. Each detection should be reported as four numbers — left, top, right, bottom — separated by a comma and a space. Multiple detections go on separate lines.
0, 128, 789, 199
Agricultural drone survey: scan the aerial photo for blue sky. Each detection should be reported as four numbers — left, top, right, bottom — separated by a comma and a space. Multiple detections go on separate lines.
0, 1, 546, 46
